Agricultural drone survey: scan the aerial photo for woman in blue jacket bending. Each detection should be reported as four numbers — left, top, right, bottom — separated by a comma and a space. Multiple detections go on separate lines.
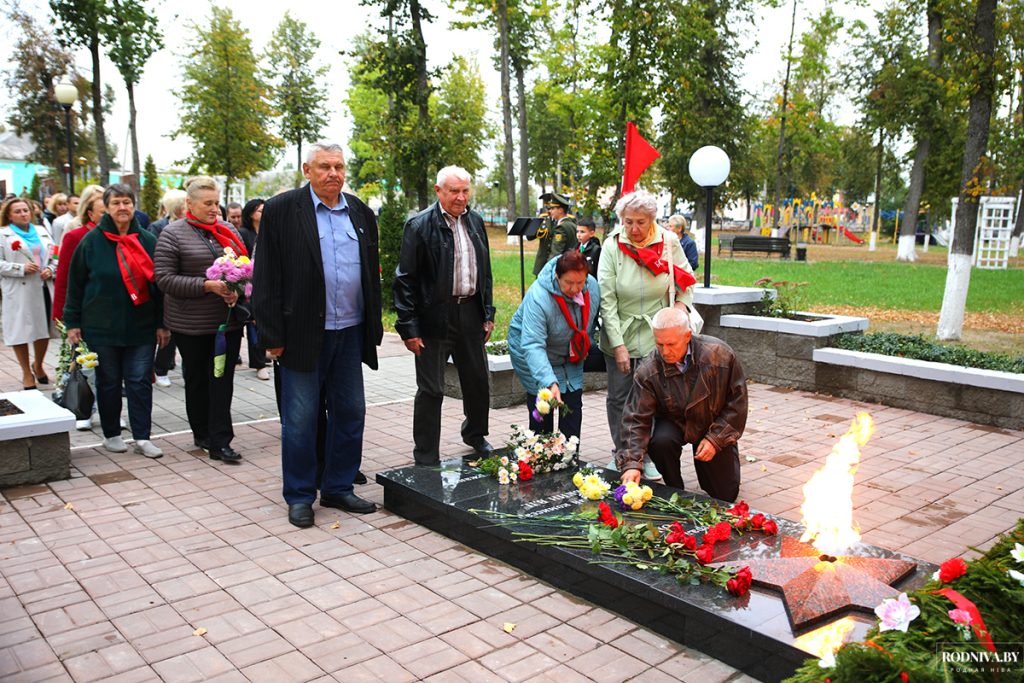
508, 250, 599, 439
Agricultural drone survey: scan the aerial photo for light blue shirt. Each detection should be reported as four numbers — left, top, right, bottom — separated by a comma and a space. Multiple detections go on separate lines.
311, 186, 362, 330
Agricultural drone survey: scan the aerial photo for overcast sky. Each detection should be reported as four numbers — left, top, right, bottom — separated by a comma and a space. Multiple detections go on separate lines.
3, 0, 881, 174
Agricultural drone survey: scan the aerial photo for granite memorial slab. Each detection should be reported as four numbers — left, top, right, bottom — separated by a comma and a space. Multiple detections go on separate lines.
377, 460, 936, 683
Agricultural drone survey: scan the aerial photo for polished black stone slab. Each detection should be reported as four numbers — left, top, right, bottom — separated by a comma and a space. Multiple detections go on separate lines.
377, 461, 937, 683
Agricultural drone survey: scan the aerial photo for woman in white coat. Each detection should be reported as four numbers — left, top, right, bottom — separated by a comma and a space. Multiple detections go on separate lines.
0, 197, 55, 389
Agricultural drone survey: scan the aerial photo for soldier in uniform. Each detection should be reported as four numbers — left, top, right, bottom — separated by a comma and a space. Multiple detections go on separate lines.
533, 192, 578, 276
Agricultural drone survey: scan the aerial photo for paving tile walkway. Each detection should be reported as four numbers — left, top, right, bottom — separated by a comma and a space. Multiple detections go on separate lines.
2, 334, 1023, 681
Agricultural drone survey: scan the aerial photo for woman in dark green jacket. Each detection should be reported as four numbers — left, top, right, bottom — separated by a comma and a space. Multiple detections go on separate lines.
63, 184, 169, 458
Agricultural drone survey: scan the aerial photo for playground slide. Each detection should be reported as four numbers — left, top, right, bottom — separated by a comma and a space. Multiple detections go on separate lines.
839, 226, 864, 244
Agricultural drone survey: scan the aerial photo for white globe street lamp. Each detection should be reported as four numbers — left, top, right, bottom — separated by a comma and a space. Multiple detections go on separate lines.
54, 78, 78, 192
688, 145, 731, 288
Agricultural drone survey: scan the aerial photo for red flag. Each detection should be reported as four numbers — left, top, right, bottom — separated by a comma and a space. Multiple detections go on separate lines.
622, 122, 660, 193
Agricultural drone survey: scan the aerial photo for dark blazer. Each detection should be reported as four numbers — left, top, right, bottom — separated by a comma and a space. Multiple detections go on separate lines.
393, 202, 494, 340
580, 237, 602, 278
252, 184, 383, 372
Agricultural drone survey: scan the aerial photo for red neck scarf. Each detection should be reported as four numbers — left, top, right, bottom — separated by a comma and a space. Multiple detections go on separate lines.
551, 290, 591, 363
102, 231, 154, 306
186, 212, 248, 257
617, 238, 696, 293
85, 221, 96, 229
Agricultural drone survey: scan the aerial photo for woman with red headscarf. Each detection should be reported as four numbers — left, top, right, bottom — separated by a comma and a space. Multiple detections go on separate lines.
63, 184, 168, 458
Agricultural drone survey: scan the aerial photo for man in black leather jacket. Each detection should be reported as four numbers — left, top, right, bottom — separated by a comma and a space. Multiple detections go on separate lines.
393, 166, 495, 465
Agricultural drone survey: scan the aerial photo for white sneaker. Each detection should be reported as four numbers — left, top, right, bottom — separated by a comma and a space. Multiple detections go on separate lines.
643, 458, 662, 480
133, 440, 163, 459
91, 413, 101, 427
103, 436, 128, 453
155, 375, 171, 388
255, 368, 270, 380
75, 419, 92, 431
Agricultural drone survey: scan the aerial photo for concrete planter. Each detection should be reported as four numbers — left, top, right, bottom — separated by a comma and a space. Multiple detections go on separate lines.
813, 348, 1024, 430
705, 310, 870, 390
0, 390, 76, 487
444, 353, 608, 409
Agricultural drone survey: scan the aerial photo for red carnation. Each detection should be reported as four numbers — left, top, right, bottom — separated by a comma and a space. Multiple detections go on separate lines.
762, 519, 778, 535
726, 501, 749, 517
681, 534, 697, 551
518, 461, 533, 481
695, 544, 714, 565
750, 513, 766, 529
939, 557, 967, 583
10, 239, 22, 252
727, 566, 752, 597
665, 522, 686, 546
597, 501, 619, 529
703, 521, 732, 545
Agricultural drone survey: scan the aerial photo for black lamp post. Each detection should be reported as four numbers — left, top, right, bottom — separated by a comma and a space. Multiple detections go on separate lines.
54, 78, 78, 192
688, 146, 731, 288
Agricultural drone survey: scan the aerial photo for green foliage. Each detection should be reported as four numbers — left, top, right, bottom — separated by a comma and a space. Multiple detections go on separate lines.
3, 8, 94, 191
834, 332, 1024, 373
377, 196, 407, 311
105, 0, 161, 88
140, 154, 161, 218
345, 32, 492, 208
784, 519, 1024, 682
263, 12, 329, 175
173, 5, 283, 183
28, 173, 42, 202
752, 277, 809, 319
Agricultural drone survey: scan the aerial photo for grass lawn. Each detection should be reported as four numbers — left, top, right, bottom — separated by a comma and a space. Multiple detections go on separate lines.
383, 241, 1023, 354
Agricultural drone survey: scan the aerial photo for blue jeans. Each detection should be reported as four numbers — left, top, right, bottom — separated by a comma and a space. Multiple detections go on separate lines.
92, 343, 154, 440
279, 326, 365, 505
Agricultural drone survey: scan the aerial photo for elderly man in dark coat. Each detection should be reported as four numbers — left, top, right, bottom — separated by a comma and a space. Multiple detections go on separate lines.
618, 307, 747, 502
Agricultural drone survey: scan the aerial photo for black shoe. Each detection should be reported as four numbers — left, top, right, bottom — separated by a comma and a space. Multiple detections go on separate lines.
465, 439, 494, 456
288, 503, 314, 528
320, 493, 376, 514
354, 470, 367, 485
194, 438, 210, 452
210, 446, 242, 464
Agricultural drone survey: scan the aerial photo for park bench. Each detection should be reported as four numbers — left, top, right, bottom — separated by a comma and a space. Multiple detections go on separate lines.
719, 235, 791, 258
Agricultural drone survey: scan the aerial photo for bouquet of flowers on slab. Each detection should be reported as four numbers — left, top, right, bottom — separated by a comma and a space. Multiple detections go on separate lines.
476, 424, 579, 485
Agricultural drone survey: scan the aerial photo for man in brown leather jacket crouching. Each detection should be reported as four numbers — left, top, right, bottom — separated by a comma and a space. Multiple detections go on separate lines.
618, 307, 747, 501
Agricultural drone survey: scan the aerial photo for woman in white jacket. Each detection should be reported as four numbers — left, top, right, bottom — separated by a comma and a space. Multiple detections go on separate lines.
0, 197, 55, 389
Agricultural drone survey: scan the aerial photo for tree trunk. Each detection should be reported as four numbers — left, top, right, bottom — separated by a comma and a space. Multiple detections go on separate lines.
1011, 71, 1024, 255
772, 0, 798, 232
516, 62, 529, 218
89, 36, 109, 185
127, 81, 140, 180
871, 128, 884, 236
297, 139, 302, 182
497, 0, 517, 220
897, 0, 943, 262
937, 0, 997, 341
409, 0, 431, 209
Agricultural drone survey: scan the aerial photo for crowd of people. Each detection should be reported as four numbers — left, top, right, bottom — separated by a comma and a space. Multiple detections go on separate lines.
2, 142, 747, 530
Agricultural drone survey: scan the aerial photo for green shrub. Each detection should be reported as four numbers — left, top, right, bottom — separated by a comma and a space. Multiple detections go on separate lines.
377, 195, 407, 312
834, 332, 1024, 374
753, 277, 809, 319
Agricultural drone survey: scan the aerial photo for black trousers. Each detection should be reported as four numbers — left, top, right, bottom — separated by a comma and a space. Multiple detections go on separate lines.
412, 300, 489, 465
175, 329, 242, 450
154, 338, 177, 376
526, 389, 583, 440
647, 417, 741, 502
246, 322, 266, 369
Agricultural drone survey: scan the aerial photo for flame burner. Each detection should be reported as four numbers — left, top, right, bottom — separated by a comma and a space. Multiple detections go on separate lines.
713, 535, 917, 631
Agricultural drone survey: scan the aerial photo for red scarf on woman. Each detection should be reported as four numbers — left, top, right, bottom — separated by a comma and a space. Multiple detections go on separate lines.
617, 239, 696, 292
551, 290, 591, 363
102, 231, 154, 305
185, 212, 248, 257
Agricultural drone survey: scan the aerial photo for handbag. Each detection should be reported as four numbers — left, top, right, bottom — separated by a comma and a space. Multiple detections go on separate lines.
59, 364, 94, 420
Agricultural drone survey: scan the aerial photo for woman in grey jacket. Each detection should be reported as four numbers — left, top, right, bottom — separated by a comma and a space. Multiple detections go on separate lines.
154, 176, 247, 463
